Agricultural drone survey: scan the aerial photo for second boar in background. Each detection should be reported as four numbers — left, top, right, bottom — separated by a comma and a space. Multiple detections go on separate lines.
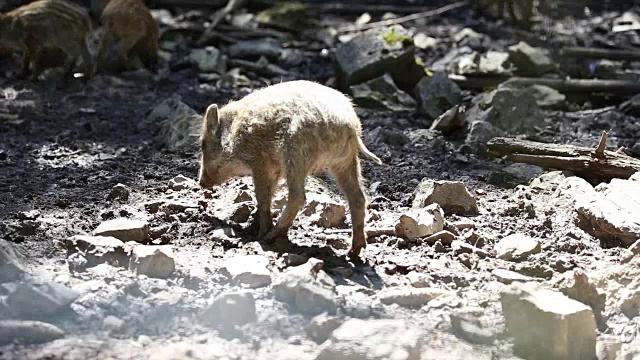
95, 0, 159, 73
198, 80, 382, 258
0, 0, 93, 84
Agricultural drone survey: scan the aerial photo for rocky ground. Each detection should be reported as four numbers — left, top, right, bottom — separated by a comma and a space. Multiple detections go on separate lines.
1, 1, 640, 359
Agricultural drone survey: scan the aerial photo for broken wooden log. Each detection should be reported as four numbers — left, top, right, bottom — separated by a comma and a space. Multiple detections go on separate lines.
593, 130, 611, 160
449, 74, 640, 94
560, 47, 640, 61
486, 137, 640, 180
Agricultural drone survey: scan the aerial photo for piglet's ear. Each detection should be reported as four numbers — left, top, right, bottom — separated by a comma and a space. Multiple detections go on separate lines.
203, 104, 219, 134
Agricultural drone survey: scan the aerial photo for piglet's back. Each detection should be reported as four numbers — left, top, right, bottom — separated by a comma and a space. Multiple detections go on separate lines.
7, 0, 91, 34
223, 80, 360, 128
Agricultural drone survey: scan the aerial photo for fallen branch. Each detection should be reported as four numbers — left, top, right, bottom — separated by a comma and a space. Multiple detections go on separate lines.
448, 75, 510, 90
198, 26, 291, 46
593, 130, 611, 160
198, 0, 247, 45
560, 47, 640, 61
338, 1, 468, 32
228, 57, 291, 77
449, 74, 640, 94
487, 137, 640, 180
564, 107, 616, 120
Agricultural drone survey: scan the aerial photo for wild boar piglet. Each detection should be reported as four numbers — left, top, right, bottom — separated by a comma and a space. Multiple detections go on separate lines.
95, 0, 159, 73
0, 0, 93, 83
198, 80, 382, 257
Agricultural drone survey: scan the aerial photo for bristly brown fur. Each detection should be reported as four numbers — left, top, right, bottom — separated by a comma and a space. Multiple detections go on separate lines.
197, 80, 381, 258
95, 0, 159, 73
0, 0, 93, 83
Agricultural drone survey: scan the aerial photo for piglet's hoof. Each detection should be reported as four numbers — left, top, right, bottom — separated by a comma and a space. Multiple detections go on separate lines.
347, 243, 365, 259
347, 247, 361, 259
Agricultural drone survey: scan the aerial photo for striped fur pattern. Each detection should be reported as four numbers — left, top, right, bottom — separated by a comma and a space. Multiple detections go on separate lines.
95, 0, 159, 73
0, 0, 93, 82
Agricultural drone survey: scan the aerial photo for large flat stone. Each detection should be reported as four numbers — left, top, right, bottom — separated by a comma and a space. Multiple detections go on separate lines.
93, 218, 149, 243
219, 255, 272, 289
316, 319, 423, 360
501, 282, 597, 360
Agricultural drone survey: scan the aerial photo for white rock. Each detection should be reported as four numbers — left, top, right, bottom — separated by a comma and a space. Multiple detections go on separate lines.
420, 330, 495, 359
144, 199, 198, 213
6, 281, 80, 317
107, 183, 130, 202
452, 240, 489, 258
169, 174, 197, 190
619, 335, 640, 360
507, 41, 555, 76
102, 315, 126, 334
316, 319, 423, 360
0, 320, 65, 346
273, 258, 338, 315
230, 202, 254, 223
596, 335, 622, 360
407, 271, 432, 288
219, 255, 272, 288
526, 84, 566, 109
495, 233, 541, 262
378, 287, 451, 307
306, 314, 344, 344
413, 33, 438, 49
201, 290, 256, 329
64, 235, 127, 267
412, 179, 478, 215
0, 239, 25, 282
141, 95, 200, 152
529, 171, 568, 193
501, 282, 597, 360
492, 269, 537, 284
616, 275, 640, 318
144, 341, 227, 359
93, 218, 149, 243
423, 230, 456, 245
189, 47, 227, 73
395, 204, 445, 240
449, 307, 500, 345
552, 176, 596, 207
575, 177, 640, 246
304, 194, 346, 229
129, 245, 175, 278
